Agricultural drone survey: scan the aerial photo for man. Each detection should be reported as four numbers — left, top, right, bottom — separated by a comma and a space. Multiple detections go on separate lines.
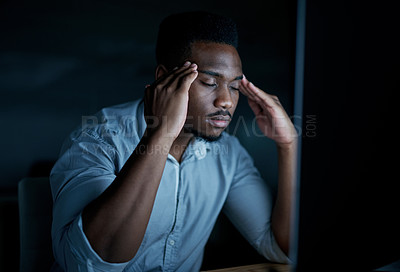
50, 11, 297, 271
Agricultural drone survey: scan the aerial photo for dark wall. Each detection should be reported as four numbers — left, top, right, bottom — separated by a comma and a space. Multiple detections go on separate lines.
0, 0, 296, 270
0, 0, 295, 192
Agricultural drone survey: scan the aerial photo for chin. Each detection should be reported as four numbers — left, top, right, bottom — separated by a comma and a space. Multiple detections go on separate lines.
184, 127, 223, 142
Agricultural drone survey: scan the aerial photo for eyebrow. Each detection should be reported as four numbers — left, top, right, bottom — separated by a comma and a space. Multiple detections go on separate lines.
198, 70, 243, 81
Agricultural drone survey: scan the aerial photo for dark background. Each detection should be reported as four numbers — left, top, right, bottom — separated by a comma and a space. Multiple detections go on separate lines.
296, 0, 400, 271
0, 0, 296, 270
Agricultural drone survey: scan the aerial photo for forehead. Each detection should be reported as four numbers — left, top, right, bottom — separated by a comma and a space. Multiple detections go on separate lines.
189, 42, 242, 78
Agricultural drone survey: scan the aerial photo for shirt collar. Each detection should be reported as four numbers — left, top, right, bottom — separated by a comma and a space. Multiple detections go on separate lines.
137, 99, 146, 139
181, 137, 212, 162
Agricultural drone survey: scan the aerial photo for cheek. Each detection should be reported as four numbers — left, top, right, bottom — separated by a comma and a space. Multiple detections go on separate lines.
189, 81, 212, 98
233, 91, 239, 102
232, 92, 239, 108
188, 83, 214, 108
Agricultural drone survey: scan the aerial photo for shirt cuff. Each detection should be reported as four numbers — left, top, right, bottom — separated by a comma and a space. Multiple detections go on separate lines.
66, 213, 130, 272
267, 232, 292, 264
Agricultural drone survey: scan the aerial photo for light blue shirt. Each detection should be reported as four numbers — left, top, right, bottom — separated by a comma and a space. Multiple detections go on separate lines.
50, 99, 289, 272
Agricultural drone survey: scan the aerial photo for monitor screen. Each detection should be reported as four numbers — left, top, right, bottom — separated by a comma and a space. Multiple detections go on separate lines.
291, 0, 400, 271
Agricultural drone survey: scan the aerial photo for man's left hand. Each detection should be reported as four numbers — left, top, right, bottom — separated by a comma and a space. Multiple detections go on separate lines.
239, 76, 297, 147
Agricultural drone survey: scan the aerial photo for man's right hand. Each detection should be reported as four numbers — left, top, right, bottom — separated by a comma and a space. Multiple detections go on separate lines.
82, 62, 198, 263
144, 61, 198, 140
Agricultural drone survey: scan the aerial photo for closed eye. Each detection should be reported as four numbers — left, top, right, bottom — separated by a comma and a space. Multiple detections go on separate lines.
200, 81, 239, 91
201, 81, 217, 88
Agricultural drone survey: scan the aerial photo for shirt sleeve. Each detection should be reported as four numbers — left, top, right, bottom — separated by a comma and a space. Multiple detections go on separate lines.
222, 140, 291, 264
50, 128, 130, 271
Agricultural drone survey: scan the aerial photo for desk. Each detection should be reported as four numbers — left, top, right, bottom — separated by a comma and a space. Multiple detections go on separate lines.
202, 263, 290, 272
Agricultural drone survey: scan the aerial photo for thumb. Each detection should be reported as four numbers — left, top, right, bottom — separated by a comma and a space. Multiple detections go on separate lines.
179, 70, 198, 92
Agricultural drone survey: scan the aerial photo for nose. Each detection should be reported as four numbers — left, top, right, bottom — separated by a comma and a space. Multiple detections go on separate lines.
214, 85, 234, 110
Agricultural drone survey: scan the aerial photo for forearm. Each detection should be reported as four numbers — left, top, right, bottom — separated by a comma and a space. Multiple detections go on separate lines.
82, 129, 174, 263
271, 141, 297, 255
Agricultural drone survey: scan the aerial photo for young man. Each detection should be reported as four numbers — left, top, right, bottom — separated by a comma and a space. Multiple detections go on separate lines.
50, 11, 297, 271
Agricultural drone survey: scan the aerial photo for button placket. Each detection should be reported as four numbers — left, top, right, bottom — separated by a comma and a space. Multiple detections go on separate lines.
163, 159, 181, 271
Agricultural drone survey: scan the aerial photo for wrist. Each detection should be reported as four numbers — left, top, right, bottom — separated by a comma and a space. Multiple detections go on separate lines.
276, 139, 298, 153
139, 127, 176, 155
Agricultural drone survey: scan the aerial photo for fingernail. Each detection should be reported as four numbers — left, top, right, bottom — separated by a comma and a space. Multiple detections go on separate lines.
190, 63, 197, 68
184, 61, 191, 67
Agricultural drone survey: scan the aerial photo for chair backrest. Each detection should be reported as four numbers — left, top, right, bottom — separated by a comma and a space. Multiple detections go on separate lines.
18, 177, 54, 272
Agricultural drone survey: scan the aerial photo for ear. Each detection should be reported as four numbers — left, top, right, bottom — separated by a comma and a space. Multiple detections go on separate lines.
155, 64, 168, 80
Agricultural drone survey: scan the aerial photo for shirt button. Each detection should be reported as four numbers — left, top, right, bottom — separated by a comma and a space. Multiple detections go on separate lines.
169, 239, 175, 246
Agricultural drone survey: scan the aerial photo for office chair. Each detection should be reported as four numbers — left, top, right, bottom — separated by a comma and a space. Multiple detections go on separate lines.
18, 177, 54, 272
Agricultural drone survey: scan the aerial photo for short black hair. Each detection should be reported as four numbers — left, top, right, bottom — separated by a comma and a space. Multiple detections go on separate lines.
156, 11, 239, 70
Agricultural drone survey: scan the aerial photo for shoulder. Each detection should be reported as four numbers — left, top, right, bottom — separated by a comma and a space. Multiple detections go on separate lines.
62, 99, 145, 156
96, 100, 143, 119
82, 99, 144, 137
89, 99, 144, 134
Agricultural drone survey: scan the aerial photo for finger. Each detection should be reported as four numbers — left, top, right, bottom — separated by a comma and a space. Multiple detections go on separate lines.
270, 95, 282, 107
242, 76, 279, 108
154, 61, 193, 88
240, 76, 259, 101
165, 63, 198, 91
157, 63, 190, 88
239, 80, 253, 98
240, 83, 268, 124
150, 67, 178, 88
240, 82, 263, 105
241, 76, 261, 98
239, 81, 257, 102
179, 68, 198, 92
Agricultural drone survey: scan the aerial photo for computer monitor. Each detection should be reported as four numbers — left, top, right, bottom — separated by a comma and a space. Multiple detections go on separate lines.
291, 0, 400, 271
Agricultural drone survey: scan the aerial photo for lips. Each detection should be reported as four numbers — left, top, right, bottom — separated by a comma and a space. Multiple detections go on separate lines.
206, 115, 231, 128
